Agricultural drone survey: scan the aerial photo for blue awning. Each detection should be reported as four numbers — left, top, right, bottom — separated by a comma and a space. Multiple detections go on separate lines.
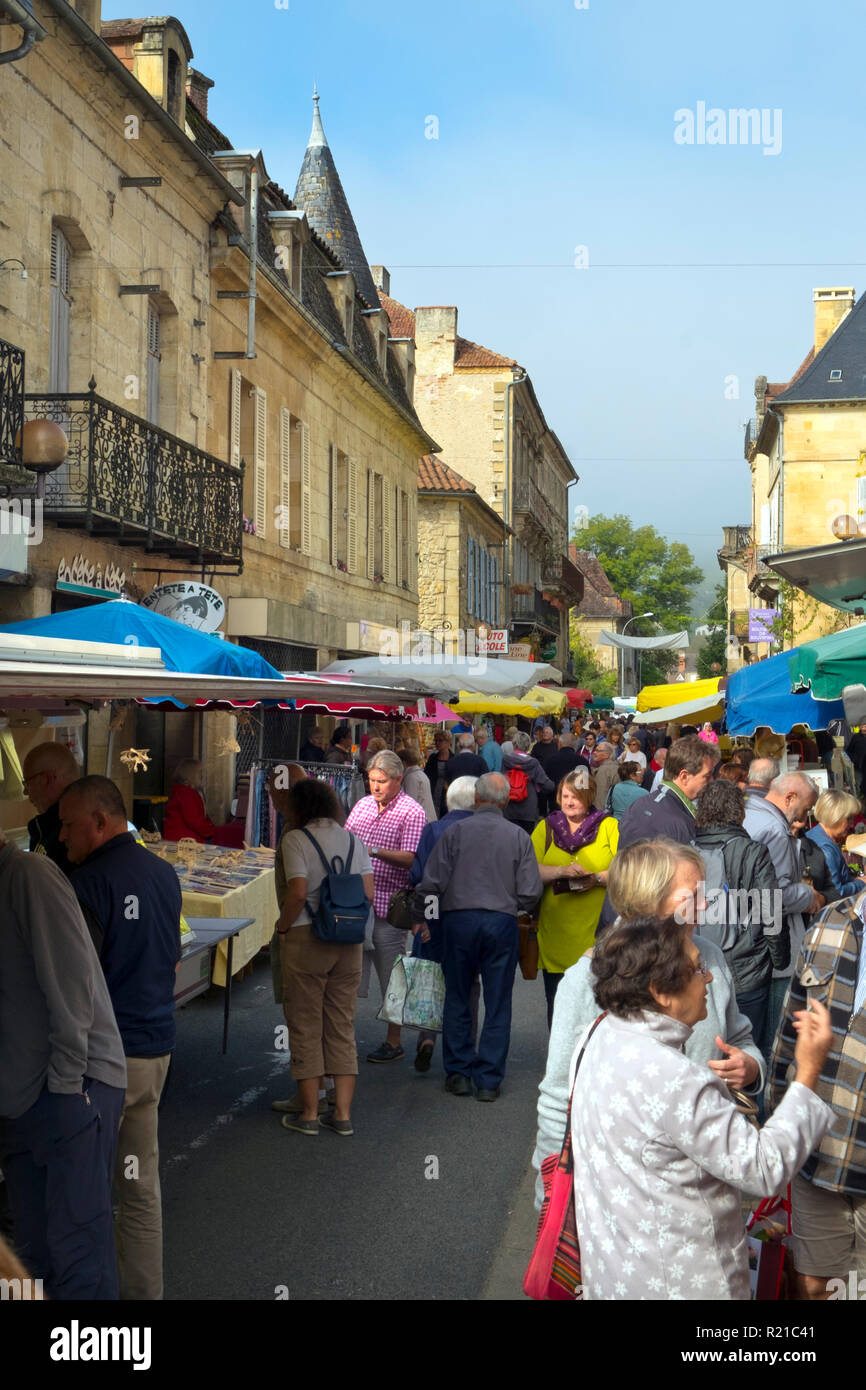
725, 648, 845, 736
0, 600, 282, 681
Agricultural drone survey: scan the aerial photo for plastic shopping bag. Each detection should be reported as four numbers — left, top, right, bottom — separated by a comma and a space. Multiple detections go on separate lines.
377, 956, 446, 1033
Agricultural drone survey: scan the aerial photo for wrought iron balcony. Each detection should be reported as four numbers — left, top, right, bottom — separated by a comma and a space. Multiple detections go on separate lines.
24, 384, 244, 566
746, 543, 781, 597
512, 475, 559, 540
541, 551, 584, 603
510, 586, 561, 633
0, 337, 25, 468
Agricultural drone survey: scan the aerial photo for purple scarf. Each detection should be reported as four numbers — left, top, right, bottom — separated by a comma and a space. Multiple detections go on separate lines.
546, 808, 608, 854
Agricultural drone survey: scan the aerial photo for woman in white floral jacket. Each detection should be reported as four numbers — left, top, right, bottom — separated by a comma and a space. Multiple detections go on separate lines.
570, 917, 834, 1300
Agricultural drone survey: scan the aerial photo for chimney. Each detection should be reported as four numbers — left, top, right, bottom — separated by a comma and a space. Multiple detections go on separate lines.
186, 67, 214, 119
414, 306, 457, 377
813, 287, 855, 354
370, 265, 390, 296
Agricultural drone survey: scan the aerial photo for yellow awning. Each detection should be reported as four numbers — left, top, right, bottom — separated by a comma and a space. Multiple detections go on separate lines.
452, 686, 568, 717
636, 677, 721, 713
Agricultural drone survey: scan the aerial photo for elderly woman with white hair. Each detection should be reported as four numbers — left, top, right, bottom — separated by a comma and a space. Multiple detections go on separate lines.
345, 749, 426, 1064
806, 789, 866, 902
532, 837, 765, 1207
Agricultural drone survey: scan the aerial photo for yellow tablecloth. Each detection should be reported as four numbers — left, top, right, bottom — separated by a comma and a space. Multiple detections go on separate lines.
146, 842, 277, 987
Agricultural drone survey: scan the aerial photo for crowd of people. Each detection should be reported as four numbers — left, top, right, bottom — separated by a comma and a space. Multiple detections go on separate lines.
3, 706, 866, 1302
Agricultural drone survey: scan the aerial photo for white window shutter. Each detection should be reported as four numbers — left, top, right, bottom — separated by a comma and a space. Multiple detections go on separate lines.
279, 408, 291, 549
382, 481, 393, 583
395, 486, 403, 586
367, 470, 376, 578
49, 227, 70, 393
329, 446, 337, 566
230, 370, 242, 469
300, 422, 312, 555
347, 458, 359, 573
253, 387, 267, 537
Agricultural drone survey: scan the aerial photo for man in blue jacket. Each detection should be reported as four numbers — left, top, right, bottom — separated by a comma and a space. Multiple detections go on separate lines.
59, 775, 182, 1302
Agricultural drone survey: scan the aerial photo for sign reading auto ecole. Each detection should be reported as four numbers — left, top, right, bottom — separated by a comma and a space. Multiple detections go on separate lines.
475, 628, 509, 655
142, 582, 225, 634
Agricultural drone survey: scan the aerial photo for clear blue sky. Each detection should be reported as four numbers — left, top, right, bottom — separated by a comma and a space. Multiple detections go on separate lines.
109, 0, 866, 611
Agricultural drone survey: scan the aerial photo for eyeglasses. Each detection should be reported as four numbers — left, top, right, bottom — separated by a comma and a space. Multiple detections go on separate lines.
22, 771, 48, 789
693, 958, 711, 979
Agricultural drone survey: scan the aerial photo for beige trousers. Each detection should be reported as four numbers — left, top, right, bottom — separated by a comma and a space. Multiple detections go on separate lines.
114, 1053, 171, 1301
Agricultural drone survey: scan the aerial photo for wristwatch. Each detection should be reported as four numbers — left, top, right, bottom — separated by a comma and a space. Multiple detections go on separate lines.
370, 847, 379, 859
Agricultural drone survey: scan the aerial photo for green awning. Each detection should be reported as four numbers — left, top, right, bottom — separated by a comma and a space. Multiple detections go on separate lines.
788, 621, 866, 700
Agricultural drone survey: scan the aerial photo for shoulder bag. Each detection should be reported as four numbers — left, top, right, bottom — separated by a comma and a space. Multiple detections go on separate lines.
523, 1012, 606, 1301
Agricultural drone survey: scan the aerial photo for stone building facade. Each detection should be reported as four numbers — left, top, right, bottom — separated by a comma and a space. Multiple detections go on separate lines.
416, 456, 508, 637
378, 285, 583, 669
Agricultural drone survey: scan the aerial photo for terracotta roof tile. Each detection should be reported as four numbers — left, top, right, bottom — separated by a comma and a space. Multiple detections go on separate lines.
569, 546, 630, 618
417, 455, 476, 493
766, 347, 815, 403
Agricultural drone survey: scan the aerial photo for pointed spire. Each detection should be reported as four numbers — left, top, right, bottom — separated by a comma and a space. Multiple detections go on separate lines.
308, 83, 327, 149
294, 88, 381, 309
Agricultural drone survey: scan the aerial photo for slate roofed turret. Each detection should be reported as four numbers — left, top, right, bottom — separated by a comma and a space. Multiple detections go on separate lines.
293, 87, 380, 309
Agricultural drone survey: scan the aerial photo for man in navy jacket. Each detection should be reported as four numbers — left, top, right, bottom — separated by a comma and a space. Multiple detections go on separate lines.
59, 775, 182, 1301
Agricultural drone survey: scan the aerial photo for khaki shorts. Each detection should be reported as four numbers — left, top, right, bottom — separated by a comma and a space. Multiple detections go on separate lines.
789, 1173, 866, 1282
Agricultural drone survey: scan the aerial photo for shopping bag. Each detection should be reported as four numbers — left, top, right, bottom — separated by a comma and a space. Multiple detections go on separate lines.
523, 1013, 606, 1301
518, 920, 539, 980
376, 956, 446, 1033
747, 1187, 792, 1301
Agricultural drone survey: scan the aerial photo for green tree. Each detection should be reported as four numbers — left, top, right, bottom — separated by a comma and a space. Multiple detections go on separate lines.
697, 581, 728, 679
575, 514, 704, 687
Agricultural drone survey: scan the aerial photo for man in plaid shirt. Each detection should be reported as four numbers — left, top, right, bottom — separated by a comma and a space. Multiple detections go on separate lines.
767, 886, 866, 1298
346, 750, 425, 1063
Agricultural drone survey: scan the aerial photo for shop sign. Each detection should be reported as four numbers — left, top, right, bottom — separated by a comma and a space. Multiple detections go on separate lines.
475, 628, 509, 655
748, 607, 779, 643
142, 582, 225, 633
505, 643, 533, 662
57, 554, 126, 598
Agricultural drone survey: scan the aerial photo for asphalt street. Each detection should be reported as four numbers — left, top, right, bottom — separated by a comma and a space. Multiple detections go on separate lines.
160, 951, 550, 1301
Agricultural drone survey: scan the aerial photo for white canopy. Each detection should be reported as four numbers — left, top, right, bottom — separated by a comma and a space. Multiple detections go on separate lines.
321, 655, 560, 699
600, 630, 690, 651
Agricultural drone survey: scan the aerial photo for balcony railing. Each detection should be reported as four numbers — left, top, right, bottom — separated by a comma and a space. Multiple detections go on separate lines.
0, 337, 25, 468
24, 385, 244, 566
510, 586, 561, 633
541, 551, 584, 603
746, 543, 781, 594
744, 417, 761, 454
512, 475, 559, 540
720, 524, 752, 558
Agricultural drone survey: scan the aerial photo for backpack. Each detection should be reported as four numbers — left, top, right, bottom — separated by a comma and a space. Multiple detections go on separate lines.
300, 829, 369, 944
507, 766, 530, 803
697, 842, 739, 951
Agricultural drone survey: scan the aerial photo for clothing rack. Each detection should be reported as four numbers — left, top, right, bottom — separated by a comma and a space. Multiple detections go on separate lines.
243, 759, 365, 845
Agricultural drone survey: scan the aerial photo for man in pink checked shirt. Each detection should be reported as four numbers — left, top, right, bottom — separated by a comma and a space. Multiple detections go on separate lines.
345, 749, 426, 1063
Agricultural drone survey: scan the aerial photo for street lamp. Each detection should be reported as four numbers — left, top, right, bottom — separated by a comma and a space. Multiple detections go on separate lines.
621, 612, 654, 697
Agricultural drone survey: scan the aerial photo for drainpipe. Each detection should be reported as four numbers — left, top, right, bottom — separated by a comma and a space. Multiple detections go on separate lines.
0, 0, 46, 64
504, 369, 527, 620
246, 164, 259, 358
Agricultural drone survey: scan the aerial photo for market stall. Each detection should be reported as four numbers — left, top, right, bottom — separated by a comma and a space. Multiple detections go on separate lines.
635, 677, 722, 714
449, 685, 567, 718
727, 648, 845, 736
788, 621, 866, 701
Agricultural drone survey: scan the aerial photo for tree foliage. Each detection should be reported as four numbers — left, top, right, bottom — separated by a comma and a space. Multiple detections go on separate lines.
697, 581, 728, 679
575, 514, 705, 688
568, 618, 618, 698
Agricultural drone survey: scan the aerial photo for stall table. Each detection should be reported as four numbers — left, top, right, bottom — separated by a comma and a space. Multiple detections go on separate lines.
175, 917, 255, 1053
147, 841, 277, 986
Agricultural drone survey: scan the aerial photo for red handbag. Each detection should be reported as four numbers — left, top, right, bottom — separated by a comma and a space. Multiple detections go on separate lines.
523, 1014, 606, 1301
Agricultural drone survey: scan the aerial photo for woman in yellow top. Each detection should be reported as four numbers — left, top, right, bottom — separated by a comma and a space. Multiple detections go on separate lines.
530, 767, 618, 1029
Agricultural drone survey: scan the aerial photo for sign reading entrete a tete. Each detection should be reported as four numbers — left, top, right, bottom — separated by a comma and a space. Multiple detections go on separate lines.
142, 582, 225, 633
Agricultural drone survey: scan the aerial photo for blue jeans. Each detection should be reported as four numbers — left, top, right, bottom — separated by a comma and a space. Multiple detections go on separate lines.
736, 986, 770, 1060
0, 1077, 125, 1300
764, 976, 792, 1058
441, 909, 520, 1090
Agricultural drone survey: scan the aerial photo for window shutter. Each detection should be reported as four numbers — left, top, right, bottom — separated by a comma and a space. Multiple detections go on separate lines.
367, 469, 376, 578
467, 539, 474, 616
329, 445, 337, 566
146, 302, 160, 427
409, 489, 417, 592
230, 370, 242, 469
253, 387, 267, 537
395, 485, 403, 586
382, 481, 393, 583
347, 458, 359, 573
300, 421, 312, 555
49, 227, 70, 393
279, 408, 291, 549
